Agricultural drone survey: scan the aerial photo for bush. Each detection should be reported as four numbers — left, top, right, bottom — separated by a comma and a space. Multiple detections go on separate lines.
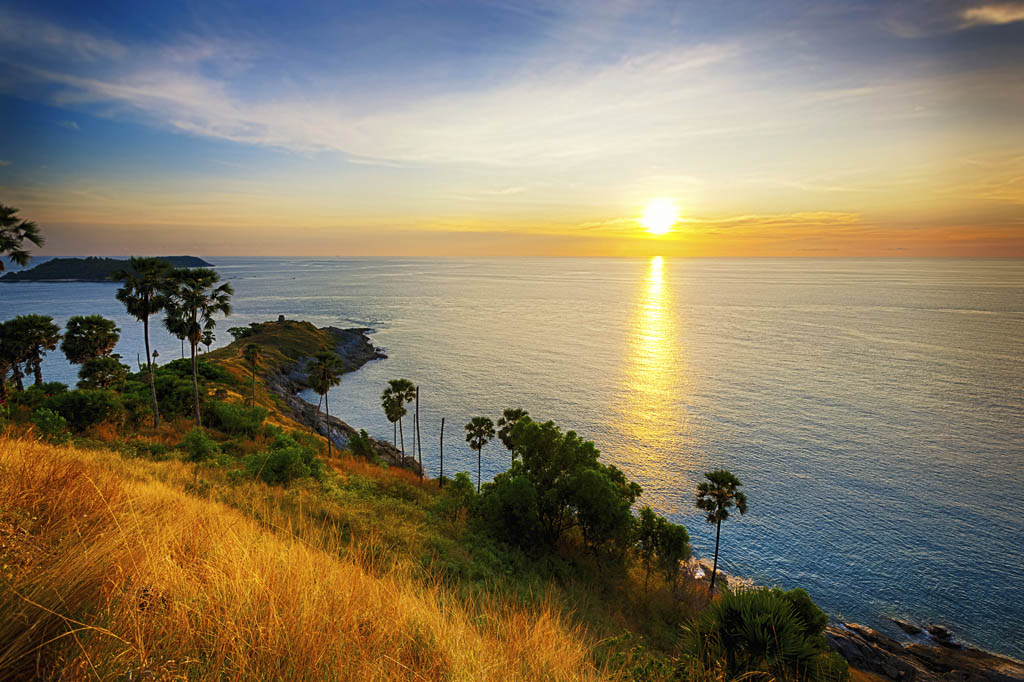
182, 427, 220, 463
347, 429, 376, 458
46, 389, 123, 432
473, 473, 540, 542
31, 408, 70, 444
77, 356, 129, 389
680, 587, 849, 682
434, 472, 476, 522
245, 431, 322, 486
11, 382, 68, 410
206, 400, 268, 437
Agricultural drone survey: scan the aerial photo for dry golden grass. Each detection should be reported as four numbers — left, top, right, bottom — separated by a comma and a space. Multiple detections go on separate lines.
0, 435, 620, 681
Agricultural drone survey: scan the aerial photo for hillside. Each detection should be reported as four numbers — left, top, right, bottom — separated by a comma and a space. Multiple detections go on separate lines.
0, 256, 213, 282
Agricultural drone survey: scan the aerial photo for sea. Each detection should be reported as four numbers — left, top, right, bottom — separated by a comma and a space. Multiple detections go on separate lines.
2, 257, 1022, 659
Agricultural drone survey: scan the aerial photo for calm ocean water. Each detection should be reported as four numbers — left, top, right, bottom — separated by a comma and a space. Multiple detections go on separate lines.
2, 257, 1022, 658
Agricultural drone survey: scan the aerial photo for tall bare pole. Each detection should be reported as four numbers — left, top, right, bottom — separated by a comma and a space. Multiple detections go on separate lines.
415, 386, 423, 480
439, 417, 445, 488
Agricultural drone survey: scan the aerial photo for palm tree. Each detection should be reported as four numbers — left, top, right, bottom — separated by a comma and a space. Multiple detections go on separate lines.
464, 416, 495, 493
695, 469, 748, 592
308, 351, 344, 456
0, 203, 44, 272
497, 407, 529, 465
385, 378, 416, 456
202, 330, 215, 353
242, 343, 261, 407
381, 389, 405, 450
114, 257, 172, 428
61, 315, 120, 364
0, 320, 20, 401
162, 268, 233, 426
7, 315, 61, 386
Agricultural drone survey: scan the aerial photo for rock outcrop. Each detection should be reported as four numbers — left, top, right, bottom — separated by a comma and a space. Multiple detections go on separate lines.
827, 623, 1024, 682
267, 327, 423, 475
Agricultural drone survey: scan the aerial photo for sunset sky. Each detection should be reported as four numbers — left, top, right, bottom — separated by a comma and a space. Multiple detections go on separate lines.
1, 0, 1022, 257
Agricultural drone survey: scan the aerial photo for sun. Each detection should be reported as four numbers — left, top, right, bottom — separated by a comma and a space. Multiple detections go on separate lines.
641, 198, 678, 235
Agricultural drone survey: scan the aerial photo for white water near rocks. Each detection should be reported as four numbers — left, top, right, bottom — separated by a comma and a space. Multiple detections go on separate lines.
3, 257, 1022, 658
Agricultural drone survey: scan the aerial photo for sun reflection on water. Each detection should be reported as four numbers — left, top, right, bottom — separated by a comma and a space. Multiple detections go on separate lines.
613, 256, 690, 501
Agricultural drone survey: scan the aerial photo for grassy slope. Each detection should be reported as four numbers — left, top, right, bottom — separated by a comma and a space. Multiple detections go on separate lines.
0, 436, 610, 681
1, 321, 696, 680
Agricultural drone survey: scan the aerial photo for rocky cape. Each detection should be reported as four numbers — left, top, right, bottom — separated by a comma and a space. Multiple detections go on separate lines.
827, 622, 1024, 682
265, 326, 423, 475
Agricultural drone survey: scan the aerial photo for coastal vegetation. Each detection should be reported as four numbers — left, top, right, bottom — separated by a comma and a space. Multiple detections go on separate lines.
0, 254, 211, 281
695, 469, 748, 592
0, 247, 854, 681
0, 203, 43, 273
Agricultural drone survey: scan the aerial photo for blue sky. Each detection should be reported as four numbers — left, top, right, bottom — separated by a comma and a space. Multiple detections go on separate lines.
1, 0, 1022, 256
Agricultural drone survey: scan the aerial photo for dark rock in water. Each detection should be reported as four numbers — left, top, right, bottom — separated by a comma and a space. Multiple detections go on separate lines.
892, 619, 924, 635
928, 625, 951, 641
827, 623, 1024, 682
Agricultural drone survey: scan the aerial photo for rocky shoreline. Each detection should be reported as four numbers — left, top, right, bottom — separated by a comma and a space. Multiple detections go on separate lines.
265, 326, 423, 475
827, 621, 1024, 682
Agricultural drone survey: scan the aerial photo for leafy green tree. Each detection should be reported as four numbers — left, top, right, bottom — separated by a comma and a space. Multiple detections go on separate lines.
77, 356, 130, 389
655, 517, 690, 590
162, 267, 233, 426
242, 343, 261, 406
182, 426, 220, 462
435, 471, 476, 522
636, 506, 660, 590
0, 319, 26, 399
114, 256, 172, 427
465, 416, 495, 493
61, 315, 120, 364
695, 469, 748, 592
7, 315, 61, 386
0, 203, 44, 272
308, 351, 344, 456
497, 407, 529, 464
572, 464, 641, 554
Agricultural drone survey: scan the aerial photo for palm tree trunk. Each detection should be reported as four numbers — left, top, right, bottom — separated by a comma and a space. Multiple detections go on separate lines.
415, 387, 422, 480
710, 519, 722, 592
477, 445, 481, 493
439, 417, 445, 488
325, 393, 332, 457
12, 364, 24, 392
180, 338, 184, 359
144, 316, 160, 428
398, 418, 404, 457
32, 357, 43, 386
191, 343, 201, 426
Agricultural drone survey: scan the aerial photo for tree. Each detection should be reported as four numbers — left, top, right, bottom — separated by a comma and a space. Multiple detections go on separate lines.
7, 315, 61, 386
308, 351, 344, 456
77, 356, 129, 389
114, 256, 172, 428
464, 416, 495, 493
61, 315, 120, 364
242, 343, 261, 406
380, 389, 405, 449
162, 267, 233, 426
497, 407, 529, 464
0, 320, 26, 399
384, 379, 415, 456
201, 330, 215, 353
636, 506, 691, 591
0, 203, 44, 272
695, 469, 748, 592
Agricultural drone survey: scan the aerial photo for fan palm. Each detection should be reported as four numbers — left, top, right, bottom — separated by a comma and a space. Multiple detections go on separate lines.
162, 267, 233, 426
114, 257, 172, 427
0, 203, 44, 272
61, 315, 120, 364
695, 469, 748, 592
385, 378, 416, 455
308, 351, 344, 456
497, 407, 529, 465
381, 389, 405, 450
7, 315, 61, 386
465, 416, 495, 493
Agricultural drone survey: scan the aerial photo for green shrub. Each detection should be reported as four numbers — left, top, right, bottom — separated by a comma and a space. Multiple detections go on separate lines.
244, 431, 322, 486
45, 389, 123, 432
77, 356, 129, 389
680, 587, 849, 682
181, 427, 220, 462
434, 472, 476, 522
348, 429, 375, 458
206, 400, 268, 437
11, 382, 68, 410
31, 408, 70, 444
472, 473, 540, 542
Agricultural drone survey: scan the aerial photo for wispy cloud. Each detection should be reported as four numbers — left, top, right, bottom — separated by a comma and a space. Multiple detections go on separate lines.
57, 119, 79, 130
960, 3, 1024, 27
0, 9, 126, 61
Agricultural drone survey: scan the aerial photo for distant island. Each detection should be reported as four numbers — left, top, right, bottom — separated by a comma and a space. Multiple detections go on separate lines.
0, 256, 213, 282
